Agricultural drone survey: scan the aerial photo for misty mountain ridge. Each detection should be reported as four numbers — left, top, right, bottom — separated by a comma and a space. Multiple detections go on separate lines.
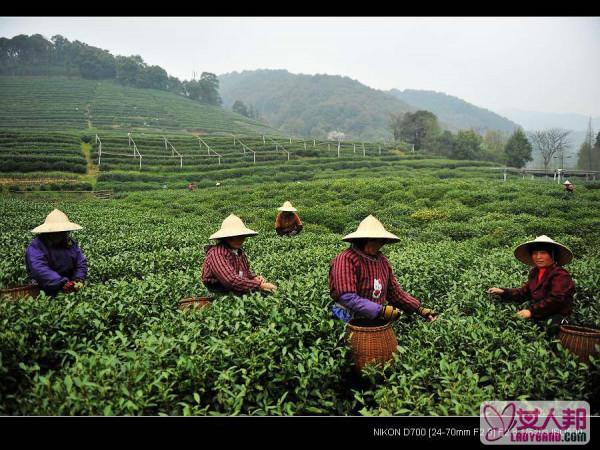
219, 69, 415, 141
499, 108, 600, 132
219, 69, 521, 141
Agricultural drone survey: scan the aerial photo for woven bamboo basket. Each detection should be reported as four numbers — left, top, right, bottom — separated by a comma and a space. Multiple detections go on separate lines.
346, 318, 398, 372
559, 325, 600, 363
178, 296, 212, 311
0, 284, 40, 301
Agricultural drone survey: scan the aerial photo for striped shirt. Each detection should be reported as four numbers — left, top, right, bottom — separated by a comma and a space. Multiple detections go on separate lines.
202, 244, 261, 294
329, 246, 421, 313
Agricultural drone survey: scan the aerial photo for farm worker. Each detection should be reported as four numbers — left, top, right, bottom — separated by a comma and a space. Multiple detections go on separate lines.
563, 180, 574, 193
487, 235, 575, 337
202, 214, 277, 295
275, 201, 303, 236
187, 182, 195, 191
25, 209, 87, 297
329, 215, 438, 323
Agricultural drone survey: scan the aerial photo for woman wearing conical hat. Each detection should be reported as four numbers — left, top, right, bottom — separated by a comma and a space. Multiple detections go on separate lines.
487, 235, 575, 336
275, 201, 303, 237
202, 214, 277, 295
25, 209, 88, 297
329, 215, 438, 323
563, 180, 574, 193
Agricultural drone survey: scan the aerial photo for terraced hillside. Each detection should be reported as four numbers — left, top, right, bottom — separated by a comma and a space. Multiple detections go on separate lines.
0, 76, 278, 135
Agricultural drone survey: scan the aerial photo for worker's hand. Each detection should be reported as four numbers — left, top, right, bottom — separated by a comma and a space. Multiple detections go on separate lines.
63, 280, 76, 293
253, 275, 266, 284
515, 309, 532, 319
73, 280, 84, 291
260, 281, 278, 293
379, 305, 402, 321
418, 306, 438, 322
487, 287, 504, 296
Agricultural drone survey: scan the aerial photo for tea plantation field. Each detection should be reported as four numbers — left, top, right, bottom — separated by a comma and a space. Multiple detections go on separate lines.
1, 172, 599, 415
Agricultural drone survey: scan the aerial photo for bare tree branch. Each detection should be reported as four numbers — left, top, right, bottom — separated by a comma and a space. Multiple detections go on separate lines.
528, 129, 571, 172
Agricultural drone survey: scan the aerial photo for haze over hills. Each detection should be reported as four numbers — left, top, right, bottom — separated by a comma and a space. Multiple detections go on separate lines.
219, 69, 415, 141
388, 89, 519, 134
219, 69, 523, 141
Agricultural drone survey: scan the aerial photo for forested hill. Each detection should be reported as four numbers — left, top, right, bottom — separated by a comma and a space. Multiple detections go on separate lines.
218, 70, 415, 141
388, 89, 519, 134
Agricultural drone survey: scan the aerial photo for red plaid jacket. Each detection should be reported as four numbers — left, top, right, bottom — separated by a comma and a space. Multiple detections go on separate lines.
329, 247, 421, 313
202, 244, 261, 294
500, 264, 575, 318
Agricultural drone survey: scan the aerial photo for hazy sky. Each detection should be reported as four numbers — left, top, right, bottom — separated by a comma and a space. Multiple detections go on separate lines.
1, 17, 599, 116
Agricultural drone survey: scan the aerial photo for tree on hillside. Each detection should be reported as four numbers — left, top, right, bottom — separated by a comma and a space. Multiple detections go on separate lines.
198, 72, 222, 106
577, 118, 598, 170
482, 130, 509, 163
426, 130, 456, 157
504, 128, 533, 168
451, 130, 483, 160
232, 100, 250, 117
529, 129, 571, 172
389, 110, 440, 150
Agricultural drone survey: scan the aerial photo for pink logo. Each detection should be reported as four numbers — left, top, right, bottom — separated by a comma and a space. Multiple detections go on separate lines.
372, 278, 382, 299
483, 402, 517, 441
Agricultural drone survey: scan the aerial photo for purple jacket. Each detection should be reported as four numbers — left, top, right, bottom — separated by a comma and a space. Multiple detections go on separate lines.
25, 237, 87, 295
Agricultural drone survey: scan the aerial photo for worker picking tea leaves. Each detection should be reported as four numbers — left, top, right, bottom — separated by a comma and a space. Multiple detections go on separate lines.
25, 209, 87, 297
487, 235, 575, 337
202, 214, 277, 295
275, 201, 303, 236
329, 215, 438, 323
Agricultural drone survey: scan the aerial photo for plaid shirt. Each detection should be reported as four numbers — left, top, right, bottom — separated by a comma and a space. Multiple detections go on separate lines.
329, 246, 421, 313
202, 244, 261, 294
275, 212, 303, 236
500, 264, 575, 318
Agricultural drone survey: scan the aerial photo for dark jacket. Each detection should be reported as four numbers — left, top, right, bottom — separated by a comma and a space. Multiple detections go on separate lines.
500, 264, 575, 319
25, 237, 87, 296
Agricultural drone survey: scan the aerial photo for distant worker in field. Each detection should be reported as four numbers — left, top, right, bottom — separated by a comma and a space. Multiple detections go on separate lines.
329, 215, 438, 323
275, 201, 303, 237
487, 235, 575, 337
25, 209, 87, 297
202, 214, 277, 296
563, 180, 574, 193
187, 182, 195, 191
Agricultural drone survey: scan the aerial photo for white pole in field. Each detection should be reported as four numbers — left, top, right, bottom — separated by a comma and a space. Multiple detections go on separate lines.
98, 140, 102, 166
253, 152, 256, 164
362, 143, 365, 157
379, 145, 381, 155
313, 139, 316, 148
233, 135, 236, 145
328, 143, 331, 152
503, 169, 507, 182
304, 142, 307, 150
354, 143, 356, 153
164, 137, 168, 151
289, 137, 292, 144
337, 141, 341, 158
263, 135, 266, 145
180, 156, 183, 169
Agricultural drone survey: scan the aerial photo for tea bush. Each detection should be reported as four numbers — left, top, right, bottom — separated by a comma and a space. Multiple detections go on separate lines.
0, 171, 598, 415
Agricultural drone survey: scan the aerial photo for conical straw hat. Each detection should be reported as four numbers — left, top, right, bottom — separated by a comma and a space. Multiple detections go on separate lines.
31, 209, 83, 234
563, 180, 572, 185
209, 214, 258, 240
277, 201, 297, 212
514, 235, 573, 266
342, 215, 400, 242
